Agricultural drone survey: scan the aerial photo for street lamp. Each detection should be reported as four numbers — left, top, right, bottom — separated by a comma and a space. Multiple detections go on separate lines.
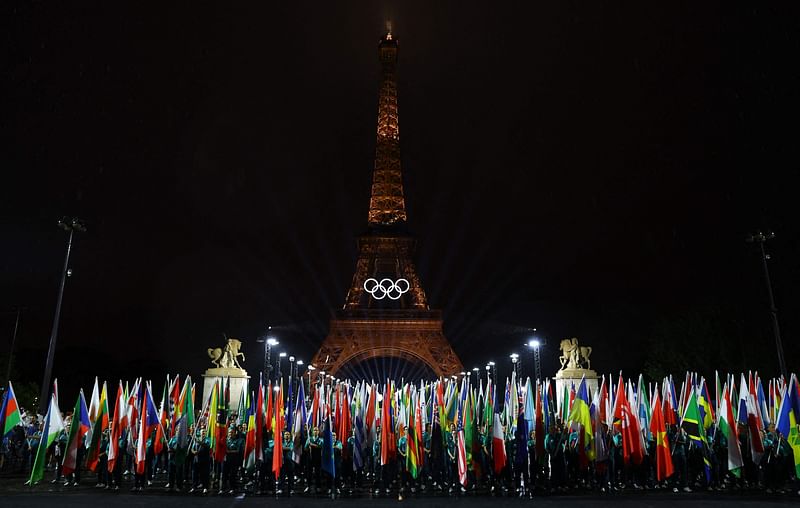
510, 353, 519, 378
39, 216, 85, 415
306, 364, 316, 393
278, 352, 287, 383
527, 337, 542, 381
746, 231, 788, 380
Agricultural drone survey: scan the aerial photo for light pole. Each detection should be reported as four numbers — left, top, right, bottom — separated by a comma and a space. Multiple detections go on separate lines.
278, 352, 287, 384
472, 367, 479, 386
306, 364, 315, 395
527, 338, 542, 381
510, 353, 519, 379
256, 331, 279, 383
39, 216, 85, 414
746, 232, 787, 379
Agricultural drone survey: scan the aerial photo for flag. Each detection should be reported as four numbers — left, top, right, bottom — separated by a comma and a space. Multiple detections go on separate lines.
740, 374, 765, 464
86, 382, 108, 471
649, 392, 673, 481
776, 375, 800, 478
492, 412, 506, 474
567, 376, 595, 461
457, 413, 468, 487
681, 387, 711, 482
107, 381, 125, 473
135, 384, 160, 475
243, 397, 257, 471
407, 395, 421, 479
62, 390, 91, 476
85, 377, 100, 446
719, 384, 743, 477
613, 375, 643, 465
1, 381, 22, 437
292, 379, 307, 464
321, 413, 335, 478
28, 394, 65, 485
272, 381, 284, 476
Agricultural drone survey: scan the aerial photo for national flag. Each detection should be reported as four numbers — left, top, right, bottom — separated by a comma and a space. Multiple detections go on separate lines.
776, 374, 800, 478
612, 374, 643, 465
135, 383, 161, 475
292, 379, 307, 464
107, 381, 125, 473
535, 380, 545, 463
243, 397, 257, 471
86, 382, 108, 471
567, 376, 595, 461
649, 391, 673, 481
84, 377, 100, 446
681, 387, 711, 482
28, 394, 65, 485
62, 390, 91, 476
1, 381, 22, 437
492, 412, 506, 474
272, 381, 284, 476
740, 374, 765, 464
719, 384, 743, 477
321, 413, 335, 479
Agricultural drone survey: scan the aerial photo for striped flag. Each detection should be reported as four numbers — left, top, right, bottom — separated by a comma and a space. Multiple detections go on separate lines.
62, 390, 91, 476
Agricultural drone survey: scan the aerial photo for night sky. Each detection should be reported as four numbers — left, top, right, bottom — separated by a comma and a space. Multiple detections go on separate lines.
2, 2, 799, 400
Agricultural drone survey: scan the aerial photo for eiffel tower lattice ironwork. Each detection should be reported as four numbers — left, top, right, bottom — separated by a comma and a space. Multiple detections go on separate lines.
310, 32, 463, 379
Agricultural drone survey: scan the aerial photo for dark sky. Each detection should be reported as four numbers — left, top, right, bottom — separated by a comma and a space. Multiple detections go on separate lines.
2, 2, 799, 397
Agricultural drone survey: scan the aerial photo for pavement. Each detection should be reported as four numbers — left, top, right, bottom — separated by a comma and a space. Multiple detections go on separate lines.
3, 491, 800, 508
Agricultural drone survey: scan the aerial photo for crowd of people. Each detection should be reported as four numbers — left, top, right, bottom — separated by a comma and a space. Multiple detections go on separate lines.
1, 370, 799, 498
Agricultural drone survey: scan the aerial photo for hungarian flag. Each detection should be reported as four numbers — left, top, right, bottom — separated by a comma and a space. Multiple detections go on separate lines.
719, 384, 744, 477
85, 381, 109, 471
28, 394, 65, 485
649, 392, 673, 481
612, 375, 643, 465
492, 412, 506, 474
1, 381, 22, 437
62, 390, 91, 476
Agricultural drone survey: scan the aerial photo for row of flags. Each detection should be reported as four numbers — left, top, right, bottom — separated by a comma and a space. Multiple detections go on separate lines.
2, 369, 799, 485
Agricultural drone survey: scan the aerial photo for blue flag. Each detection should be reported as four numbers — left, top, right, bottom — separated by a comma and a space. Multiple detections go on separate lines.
321, 414, 335, 478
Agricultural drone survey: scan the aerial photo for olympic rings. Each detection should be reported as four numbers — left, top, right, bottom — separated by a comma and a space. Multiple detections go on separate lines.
363, 277, 410, 300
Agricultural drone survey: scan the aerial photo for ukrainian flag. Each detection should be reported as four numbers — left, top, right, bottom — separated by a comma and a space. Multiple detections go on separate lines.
567, 377, 594, 461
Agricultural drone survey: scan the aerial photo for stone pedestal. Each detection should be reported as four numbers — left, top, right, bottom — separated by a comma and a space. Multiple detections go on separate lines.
555, 368, 599, 415
202, 368, 250, 410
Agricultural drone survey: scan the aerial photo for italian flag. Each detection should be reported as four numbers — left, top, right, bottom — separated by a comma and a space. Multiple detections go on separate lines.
28, 394, 65, 485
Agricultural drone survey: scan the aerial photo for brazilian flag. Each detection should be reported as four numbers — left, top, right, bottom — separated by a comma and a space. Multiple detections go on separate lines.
681, 389, 711, 482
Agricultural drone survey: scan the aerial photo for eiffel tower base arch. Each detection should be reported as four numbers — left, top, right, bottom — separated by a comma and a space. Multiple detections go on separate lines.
310, 312, 463, 379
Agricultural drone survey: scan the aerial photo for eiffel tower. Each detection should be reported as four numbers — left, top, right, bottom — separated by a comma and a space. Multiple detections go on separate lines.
309, 31, 463, 379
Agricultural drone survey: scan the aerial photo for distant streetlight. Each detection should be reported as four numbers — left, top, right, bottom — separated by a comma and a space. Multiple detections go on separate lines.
256, 327, 279, 382
510, 353, 520, 378
527, 335, 543, 381
39, 216, 85, 415
746, 231, 787, 379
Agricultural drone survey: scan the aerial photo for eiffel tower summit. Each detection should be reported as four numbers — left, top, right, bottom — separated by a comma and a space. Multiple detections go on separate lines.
310, 31, 463, 379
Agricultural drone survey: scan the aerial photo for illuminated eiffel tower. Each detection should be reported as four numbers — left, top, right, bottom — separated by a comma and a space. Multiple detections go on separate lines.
309, 31, 463, 379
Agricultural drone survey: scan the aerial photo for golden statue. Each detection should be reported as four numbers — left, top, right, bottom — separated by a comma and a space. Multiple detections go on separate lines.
207, 337, 245, 370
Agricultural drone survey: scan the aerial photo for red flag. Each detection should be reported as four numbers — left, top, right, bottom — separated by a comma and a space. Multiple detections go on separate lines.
612, 375, 643, 465
272, 381, 284, 475
649, 391, 674, 481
